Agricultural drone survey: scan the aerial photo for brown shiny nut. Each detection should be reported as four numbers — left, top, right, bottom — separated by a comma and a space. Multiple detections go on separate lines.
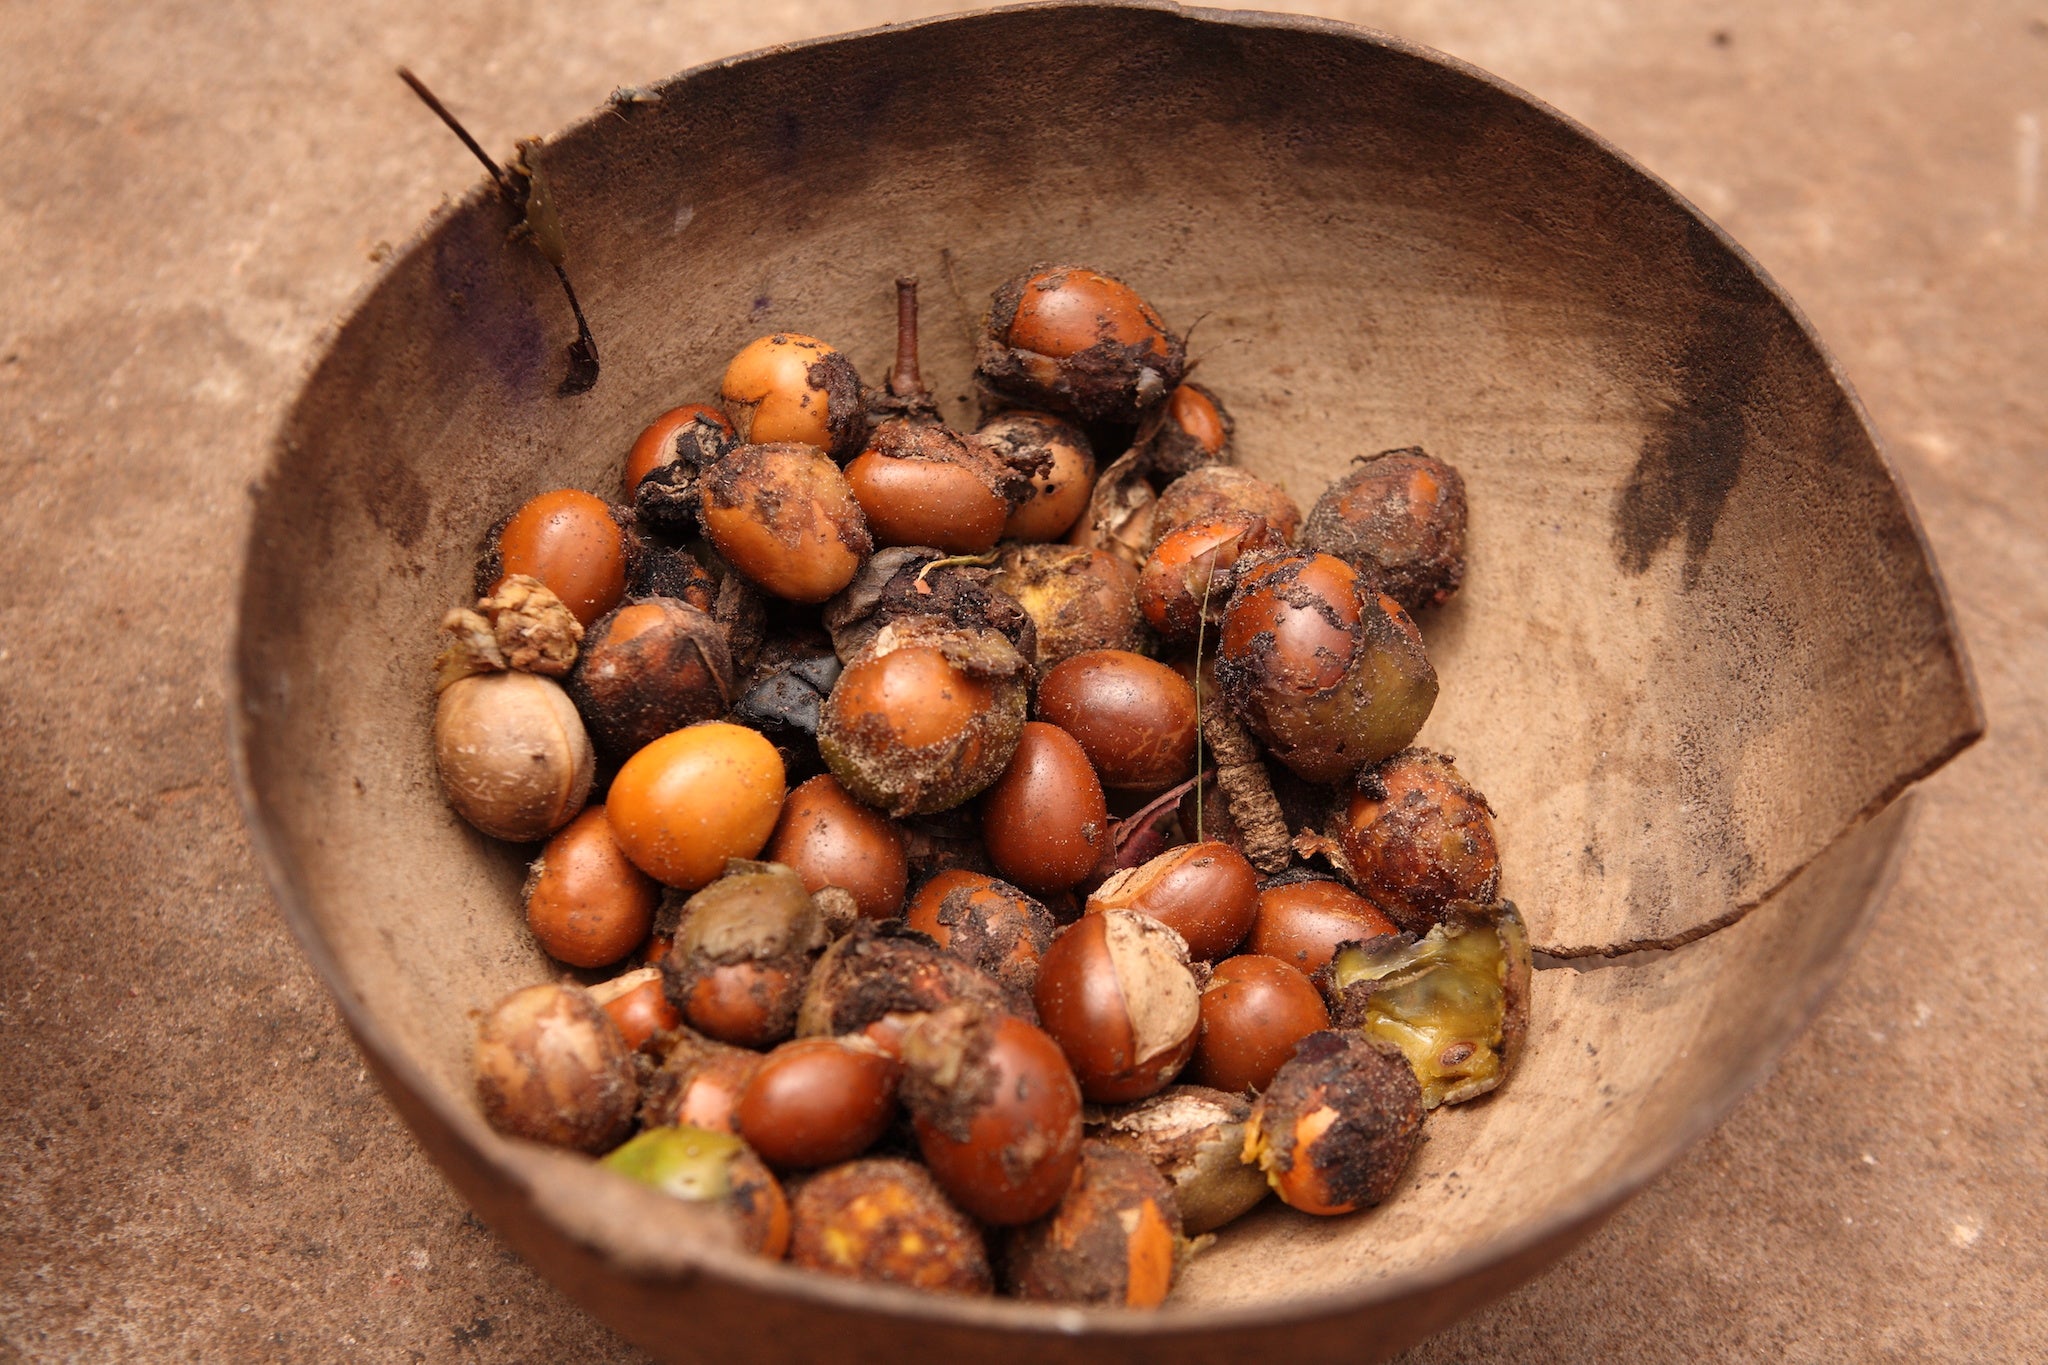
719, 333, 865, 460
607, 723, 786, 889
700, 443, 872, 604
900, 1004, 1084, 1225
992, 543, 1143, 668
1090, 1085, 1268, 1235
1137, 513, 1284, 646
797, 920, 1024, 1038
736, 1037, 900, 1170
474, 982, 637, 1152
976, 264, 1185, 423
638, 1033, 763, 1133
980, 411, 1096, 542
1249, 877, 1400, 974
588, 966, 682, 1054
1035, 650, 1198, 792
845, 421, 1013, 553
1243, 1030, 1422, 1215
624, 403, 737, 496
1188, 954, 1329, 1095
905, 871, 1057, 996
1035, 909, 1201, 1102
566, 598, 736, 759
1002, 1140, 1181, 1308
790, 1158, 992, 1294
979, 722, 1110, 896
1128, 382, 1232, 481
763, 773, 910, 921
433, 671, 594, 842
486, 488, 631, 628
816, 619, 1029, 818
1216, 551, 1437, 784
1338, 748, 1501, 934
601, 1126, 790, 1259
1302, 447, 1468, 613
1149, 466, 1302, 552
523, 806, 660, 968
661, 861, 826, 1048
1088, 842, 1260, 963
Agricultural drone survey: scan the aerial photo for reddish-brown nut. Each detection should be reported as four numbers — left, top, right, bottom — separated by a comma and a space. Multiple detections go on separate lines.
1137, 513, 1284, 646
1035, 651, 1199, 792
735, 1036, 900, 1170
566, 598, 736, 759
900, 1004, 1084, 1225
1216, 551, 1437, 784
1129, 382, 1232, 481
1035, 909, 1201, 1102
1338, 749, 1502, 934
1243, 1031, 1422, 1215
601, 1126, 790, 1258
976, 265, 1185, 423
661, 861, 826, 1049
1302, 447, 1468, 613
490, 488, 630, 627
1088, 842, 1261, 964
719, 333, 865, 460
588, 967, 682, 1054
523, 806, 660, 968
978, 722, 1110, 896
790, 1158, 992, 1294
1090, 1085, 1269, 1235
607, 723, 787, 889
1188, 955, 1329, 1095
993, 543, 1144, 668
845, 422, 1014, 553
1249, 877, 1400, 974
798, 921, 1025, 1039
1149, 466, 1301, 552
639, 1033, 763, 1133
700, 442, 872, 603
474, 982, 638, 1152
982, 411, 1096, 541
624, 403, 738, 495
433, 671, 594, 842
763, 773, 911, 921
905, 871, 1058, 996
1002, 1140, 1182, 1308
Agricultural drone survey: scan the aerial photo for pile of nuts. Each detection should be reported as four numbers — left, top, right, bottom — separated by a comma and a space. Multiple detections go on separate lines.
440, 266, 1532, 1307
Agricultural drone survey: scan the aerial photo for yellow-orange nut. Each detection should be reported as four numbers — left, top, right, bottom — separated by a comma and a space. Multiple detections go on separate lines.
607, 722, 787, 888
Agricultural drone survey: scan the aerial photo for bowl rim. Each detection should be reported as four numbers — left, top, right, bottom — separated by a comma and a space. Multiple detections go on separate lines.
227, 0, 1979, 1337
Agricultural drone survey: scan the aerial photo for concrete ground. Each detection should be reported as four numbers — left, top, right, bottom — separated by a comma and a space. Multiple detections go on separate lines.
3, 0, 2043, 1359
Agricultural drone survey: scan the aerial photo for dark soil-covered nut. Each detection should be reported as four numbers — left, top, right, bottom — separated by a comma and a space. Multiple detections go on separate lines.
627, 540, 720, 609
625, 402, 738, 498
719, 333, 865, 461
1243, 1030, 1422, 1214
589, 965, 684, 1054
906, 870, 1058, 996
763, 773, 910, 921
435, 574, 585, 689
1249, 876, 1399, 975
481, 489, 634, 628
700, 442, 872, 603
1091, 1085, 1268, 1235
816, 615, 1029, 817
1337, 748, 1501, 934
1216, 550, 1437, 784
661, 860, 827, 1048
1137, 514, 1285, 647
732, 636, 842, 780
898, 1003, 1084, 1225
1149, 466, 1302, 553
797, 920, 1026, 1038
566, 597, 735, 758
1322, 901, 1531, 1108
992, 543, 1143, 668
1065, 449, 1157, 571
523, 806, 660, 969
736, 1036, 900, 1170
846, 419, 1020, 554
433, 671, 594, 842
789, 1157, 992, 1294
822, 546, 1038, 665
1036, 650, 1199, 793
1035, 909, 1202, 1102
1127, 382, 1233, 482
1002, 1140, 1182, 1308
638, 1030, 764, 1133
1087, 842, 1260, 964
1301, 447, 1468, 613
474, 982, 637, 1152
601, 1125, 791, 1258
981, 411, 1096, 542
1188, 954, 1330, 1095
976, 264, 1185, 424
979, 722, 1111, 897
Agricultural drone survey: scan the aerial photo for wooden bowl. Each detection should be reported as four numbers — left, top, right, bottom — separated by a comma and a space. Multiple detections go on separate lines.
230, 3, 1980, 1359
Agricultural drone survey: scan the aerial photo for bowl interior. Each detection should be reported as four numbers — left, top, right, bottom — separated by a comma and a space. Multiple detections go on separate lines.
233, 0, 1977, 1346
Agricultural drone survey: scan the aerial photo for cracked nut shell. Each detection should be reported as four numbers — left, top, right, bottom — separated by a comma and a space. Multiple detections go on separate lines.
474, 982, 638, 1152
1035, 909, 1202, 1103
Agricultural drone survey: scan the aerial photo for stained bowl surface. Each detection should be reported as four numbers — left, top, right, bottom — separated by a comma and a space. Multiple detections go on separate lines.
232, 3, 1979, 1360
